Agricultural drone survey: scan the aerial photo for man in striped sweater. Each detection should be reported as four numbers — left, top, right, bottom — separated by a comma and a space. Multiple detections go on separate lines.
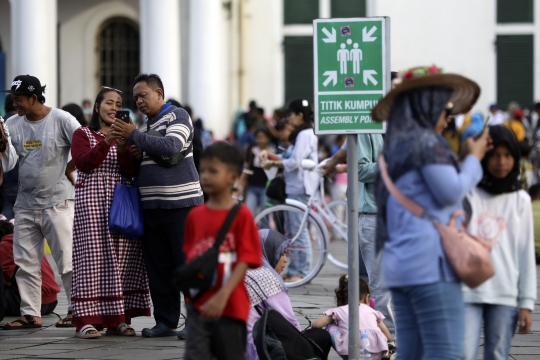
111, 74, 204, 338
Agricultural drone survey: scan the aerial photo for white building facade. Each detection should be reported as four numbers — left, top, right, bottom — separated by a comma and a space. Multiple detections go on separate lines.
0, 0, 537, 137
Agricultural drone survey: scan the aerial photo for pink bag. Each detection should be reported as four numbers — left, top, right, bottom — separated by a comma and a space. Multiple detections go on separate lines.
378, 154, 494, 289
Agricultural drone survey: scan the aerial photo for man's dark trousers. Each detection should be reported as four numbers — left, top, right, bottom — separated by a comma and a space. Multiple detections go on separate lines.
142, 207, 191, 328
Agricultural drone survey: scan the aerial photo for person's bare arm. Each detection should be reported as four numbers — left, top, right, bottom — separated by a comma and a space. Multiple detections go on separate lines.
378, 321, 393, 341
312, 315, 333, 329
518, 309, 533, 334
200, 262, 250, 321
65, 160, 76, 185
323, 149, 347, 175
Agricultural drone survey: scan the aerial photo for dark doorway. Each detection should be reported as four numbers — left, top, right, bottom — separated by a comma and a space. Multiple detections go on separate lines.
97, 18, 140, 110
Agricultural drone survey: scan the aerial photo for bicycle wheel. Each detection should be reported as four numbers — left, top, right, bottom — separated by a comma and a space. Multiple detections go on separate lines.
255, 204, 327, 288
326, 201, 348, 271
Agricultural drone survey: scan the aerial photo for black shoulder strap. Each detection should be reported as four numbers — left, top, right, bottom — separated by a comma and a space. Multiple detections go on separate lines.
212, 204, 242, 251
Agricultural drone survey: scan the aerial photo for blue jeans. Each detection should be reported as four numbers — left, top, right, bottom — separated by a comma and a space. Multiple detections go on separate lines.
359, 214, 395, 338
245, 186, 267, 216
391, 280, 464, 359
285, 193, 311, 277
463, 304, 518, 360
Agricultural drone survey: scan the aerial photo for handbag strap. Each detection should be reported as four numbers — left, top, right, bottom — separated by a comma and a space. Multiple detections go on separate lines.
378, 154, 426, 218
212, 204, 242, 251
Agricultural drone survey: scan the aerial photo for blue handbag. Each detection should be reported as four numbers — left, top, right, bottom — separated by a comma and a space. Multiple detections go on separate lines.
109, 177, 144, 239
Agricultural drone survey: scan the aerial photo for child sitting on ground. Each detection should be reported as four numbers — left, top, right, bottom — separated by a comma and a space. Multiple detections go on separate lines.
183, 142, 262, 360
312, 275, 392, 360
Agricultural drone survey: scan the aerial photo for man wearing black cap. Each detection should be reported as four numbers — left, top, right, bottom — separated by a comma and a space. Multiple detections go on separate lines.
1, 75, 80, 329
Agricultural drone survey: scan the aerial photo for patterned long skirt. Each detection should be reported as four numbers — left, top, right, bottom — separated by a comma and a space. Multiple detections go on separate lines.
71, 168, 151, 327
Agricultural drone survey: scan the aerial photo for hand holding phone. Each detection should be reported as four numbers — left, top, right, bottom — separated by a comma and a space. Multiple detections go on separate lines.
116, 110, 130, 124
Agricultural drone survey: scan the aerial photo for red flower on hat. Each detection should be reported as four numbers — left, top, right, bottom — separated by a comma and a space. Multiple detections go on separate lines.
404, 70, 414, 80
428, 65, 439, 75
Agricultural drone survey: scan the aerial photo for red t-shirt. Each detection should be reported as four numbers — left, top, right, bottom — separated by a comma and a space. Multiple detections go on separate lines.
183, 204, 262, 322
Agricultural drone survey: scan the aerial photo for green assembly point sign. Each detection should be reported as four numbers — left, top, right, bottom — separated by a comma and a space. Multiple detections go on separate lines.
313, 17, 390, 134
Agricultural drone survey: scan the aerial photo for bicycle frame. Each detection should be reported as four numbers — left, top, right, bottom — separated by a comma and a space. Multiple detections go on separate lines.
285, 174, 346, 245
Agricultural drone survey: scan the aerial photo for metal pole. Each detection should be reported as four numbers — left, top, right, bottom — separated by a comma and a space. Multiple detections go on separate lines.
346, 134, 360, 359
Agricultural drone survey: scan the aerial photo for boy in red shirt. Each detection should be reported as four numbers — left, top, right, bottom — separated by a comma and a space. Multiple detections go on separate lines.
183, 142, 262, 360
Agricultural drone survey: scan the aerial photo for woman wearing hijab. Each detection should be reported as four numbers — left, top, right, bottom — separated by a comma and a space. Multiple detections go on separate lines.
245, 229, 331, 360
462, 126, 536, 360
260, 99, 319, 283
371, 66, 491, 359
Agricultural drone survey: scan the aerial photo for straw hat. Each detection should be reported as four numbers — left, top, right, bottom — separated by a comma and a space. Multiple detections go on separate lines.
371, 65, 481, 121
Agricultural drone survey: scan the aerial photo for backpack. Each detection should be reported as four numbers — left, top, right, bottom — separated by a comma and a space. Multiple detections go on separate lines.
253, 307, 325, 360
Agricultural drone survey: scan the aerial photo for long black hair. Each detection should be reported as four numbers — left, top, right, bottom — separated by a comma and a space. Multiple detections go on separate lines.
287, 99, 313, 145
88, 90, 121, 131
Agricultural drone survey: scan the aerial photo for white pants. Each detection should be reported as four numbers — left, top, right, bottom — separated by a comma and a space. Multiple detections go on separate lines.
13, 200, 74, 316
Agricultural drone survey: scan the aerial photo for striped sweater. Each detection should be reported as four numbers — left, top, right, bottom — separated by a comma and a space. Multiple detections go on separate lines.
129, 104, 204, 209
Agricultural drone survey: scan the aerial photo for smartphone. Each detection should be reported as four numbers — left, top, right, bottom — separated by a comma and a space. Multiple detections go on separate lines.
474, 114, 492, 140
483, 114, 492, 129
116, 110, 130, 123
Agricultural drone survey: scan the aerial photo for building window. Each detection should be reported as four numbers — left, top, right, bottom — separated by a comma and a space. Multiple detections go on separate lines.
284, 0, 319, 25
284, 36, 314, 105
96, 18, 140, 110
497, 0, 533, 23
496, 35, 533, 110
331, 0, 366, 18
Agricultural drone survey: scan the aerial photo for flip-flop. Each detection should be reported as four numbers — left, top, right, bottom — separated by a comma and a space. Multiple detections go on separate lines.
75, 325, 101, 339
3, 315, 42, 330
106, 323, 136, 336
56, 312, 76, 328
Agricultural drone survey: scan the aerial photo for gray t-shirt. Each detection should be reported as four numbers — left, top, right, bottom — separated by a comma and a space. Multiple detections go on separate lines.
6, 108, 80, 210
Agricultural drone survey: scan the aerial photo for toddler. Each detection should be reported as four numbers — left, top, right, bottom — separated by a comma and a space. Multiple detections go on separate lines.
313, 275, 392, 360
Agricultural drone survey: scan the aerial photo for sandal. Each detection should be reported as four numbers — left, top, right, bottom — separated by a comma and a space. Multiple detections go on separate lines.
106, 323, 136, 336
75, 325, 102, 339
3, 315, 42, 330
284, 275, 304, 283
56, 311, 76, 328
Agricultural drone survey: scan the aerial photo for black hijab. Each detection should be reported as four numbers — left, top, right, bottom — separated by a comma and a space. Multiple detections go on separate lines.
478, 125, 521, 195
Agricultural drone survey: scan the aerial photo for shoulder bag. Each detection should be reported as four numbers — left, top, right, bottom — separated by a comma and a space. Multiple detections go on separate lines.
109, 177, 144, 240
378, 154, 495, 289
266, 170, 286, 203
146, 122, 193, 168
173, 204, 241, 301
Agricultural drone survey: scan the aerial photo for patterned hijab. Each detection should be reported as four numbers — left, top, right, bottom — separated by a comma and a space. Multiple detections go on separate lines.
245, 229, 291, 306
478, 125, 521, 195
376, 86, 458, 251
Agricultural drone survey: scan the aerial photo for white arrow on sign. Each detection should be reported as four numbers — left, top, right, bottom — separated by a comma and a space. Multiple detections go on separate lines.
323, 71, 337, 87
322, 27, 336, 43
363, 70, 378, 85
362, 26, 377, 42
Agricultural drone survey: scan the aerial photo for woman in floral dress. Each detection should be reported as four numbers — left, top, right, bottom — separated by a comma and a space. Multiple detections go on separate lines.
70, 87, 150, 339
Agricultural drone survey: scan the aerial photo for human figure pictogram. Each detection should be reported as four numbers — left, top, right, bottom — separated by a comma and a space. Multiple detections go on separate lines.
351, 43, 363, 74
337, 44, 349, 74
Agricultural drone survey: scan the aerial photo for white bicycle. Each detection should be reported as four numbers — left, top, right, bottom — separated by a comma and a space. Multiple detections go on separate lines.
254, 159, 349, 288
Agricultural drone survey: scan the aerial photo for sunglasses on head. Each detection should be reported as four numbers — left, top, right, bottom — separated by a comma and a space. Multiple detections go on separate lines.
100, 86, 123, 95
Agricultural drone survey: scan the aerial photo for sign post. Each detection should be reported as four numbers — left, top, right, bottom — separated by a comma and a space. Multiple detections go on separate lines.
313, 17, 390, 359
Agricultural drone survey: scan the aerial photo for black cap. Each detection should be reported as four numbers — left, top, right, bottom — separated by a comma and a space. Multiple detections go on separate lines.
1, 75, 44, 96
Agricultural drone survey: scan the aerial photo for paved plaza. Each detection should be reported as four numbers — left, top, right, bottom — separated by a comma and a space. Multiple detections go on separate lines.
0, 256, 539, 359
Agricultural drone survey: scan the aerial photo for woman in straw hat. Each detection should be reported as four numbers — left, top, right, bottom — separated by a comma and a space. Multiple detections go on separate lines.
373, 66, 491, 359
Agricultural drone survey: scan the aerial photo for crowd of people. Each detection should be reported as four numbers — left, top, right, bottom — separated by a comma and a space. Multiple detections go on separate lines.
0, 65, 537, 360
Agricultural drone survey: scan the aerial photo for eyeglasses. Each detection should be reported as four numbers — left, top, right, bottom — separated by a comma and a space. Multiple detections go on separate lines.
100, 86, 123, 95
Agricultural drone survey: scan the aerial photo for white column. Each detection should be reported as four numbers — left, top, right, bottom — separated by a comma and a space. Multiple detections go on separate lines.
188, 0, 228, 138
534, 0, 540, 101
10, 0, 57, 107
140, 0, 182, 102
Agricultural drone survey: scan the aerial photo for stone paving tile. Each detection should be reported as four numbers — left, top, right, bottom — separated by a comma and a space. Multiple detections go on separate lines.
0, 257, 537, 360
